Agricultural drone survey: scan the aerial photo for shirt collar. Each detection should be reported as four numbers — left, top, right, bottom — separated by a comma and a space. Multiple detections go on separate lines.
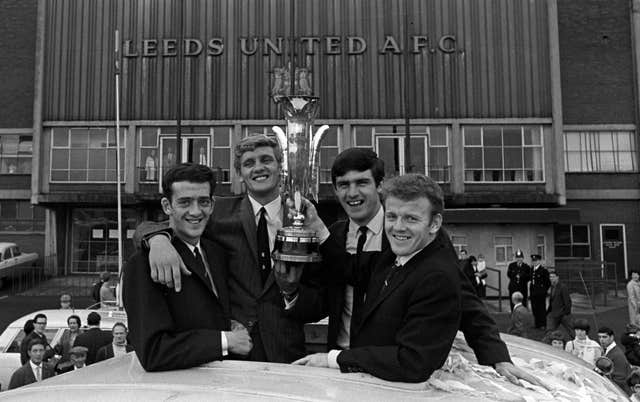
29, 360, 41, 370
248, 194, 282, 218
514, 302, 523, 310
605, 341, 617, 355
348, 205, 384, 236
182, 240, 201, 256
396, 247, 425, 267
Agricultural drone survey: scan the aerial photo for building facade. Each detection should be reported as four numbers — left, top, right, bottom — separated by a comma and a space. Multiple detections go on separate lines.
1, 0, 638, 295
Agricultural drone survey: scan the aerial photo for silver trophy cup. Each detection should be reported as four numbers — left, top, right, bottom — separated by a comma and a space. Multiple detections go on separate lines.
271, 95, 328, 263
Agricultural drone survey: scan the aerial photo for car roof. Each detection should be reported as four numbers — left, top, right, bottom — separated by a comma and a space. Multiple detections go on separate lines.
6, 309, 127, 331
0, 243, 16, 249
0, 333, 627, 401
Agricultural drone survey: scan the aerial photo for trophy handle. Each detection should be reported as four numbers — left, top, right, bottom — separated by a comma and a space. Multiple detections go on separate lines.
271, 125, 288, 177
308, 125, 329, 202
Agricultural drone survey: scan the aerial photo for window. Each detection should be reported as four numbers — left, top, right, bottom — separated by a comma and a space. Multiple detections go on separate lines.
536, 234, 546, 260
0, 200, 45, 232
451, 235, 468, 255
352, 125, 450, 182
463, 125, 544, 182
564, 130, 638, 172
0, 135, 32, 174
318, 126, 340, 183
494, 236, 513, 263
555, 224, 590, 258
139, 128, 159, 182
50, 127, 125, 182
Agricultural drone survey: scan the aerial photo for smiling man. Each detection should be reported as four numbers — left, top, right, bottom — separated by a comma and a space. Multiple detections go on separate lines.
133, 136, 324, 363
295, 174, 461, 382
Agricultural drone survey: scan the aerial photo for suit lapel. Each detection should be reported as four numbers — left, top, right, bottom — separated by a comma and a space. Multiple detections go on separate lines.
172, 239, 215, 296
202, 240, 229, 307
239, 196, 259, 265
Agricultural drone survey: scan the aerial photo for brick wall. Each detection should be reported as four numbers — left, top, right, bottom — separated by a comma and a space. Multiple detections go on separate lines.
0, 0, 37, 128
558, 0, 635, 124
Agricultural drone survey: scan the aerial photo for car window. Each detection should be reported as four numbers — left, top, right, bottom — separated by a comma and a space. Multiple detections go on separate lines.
2, 249, 10, 260
6, 328, 61, 353
11, 246, 21, 256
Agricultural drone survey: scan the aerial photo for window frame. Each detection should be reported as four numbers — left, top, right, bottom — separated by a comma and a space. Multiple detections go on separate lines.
564, 130, 639, 173
554, 224, 591, 259
0, 134, 33, 175
494, 235, 514, 265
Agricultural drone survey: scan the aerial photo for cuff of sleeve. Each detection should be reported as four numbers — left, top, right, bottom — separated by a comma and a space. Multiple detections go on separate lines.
221, 332, 228, 356
327, 349, 341, 369
317, 225, 331, 245
142, 231, 172, 250
283, 293, 299, 310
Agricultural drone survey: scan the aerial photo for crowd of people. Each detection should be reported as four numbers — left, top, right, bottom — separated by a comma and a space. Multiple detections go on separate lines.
8, 309, 133, 390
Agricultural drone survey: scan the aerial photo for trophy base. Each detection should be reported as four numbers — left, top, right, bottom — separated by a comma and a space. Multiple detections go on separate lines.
272, 226, 322, 263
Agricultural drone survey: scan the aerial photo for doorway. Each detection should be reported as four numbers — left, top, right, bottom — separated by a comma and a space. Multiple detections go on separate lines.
600, 224, 628, 282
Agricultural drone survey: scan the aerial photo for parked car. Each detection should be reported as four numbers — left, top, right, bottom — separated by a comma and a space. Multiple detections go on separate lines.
0, 243, 38, 289
0, 309, 127, 392
0, 332, 627, 401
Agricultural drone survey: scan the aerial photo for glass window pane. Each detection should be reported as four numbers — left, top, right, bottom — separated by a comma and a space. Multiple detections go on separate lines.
211, 148, 230, 169
504, 148, 523, 168
51, 149, 68, 170
483, 147, 502, 168
599, 151, 615, 171
410, 125, 427, 134
0, 201, 17, 219
619, 152, 635, 171
70, 129, 88, 147
483, 127, 502, 146
495, 236, 512, 245
555, 245, 571, 257
69, 170, 86, 181
555, 224, 571, 243
88, 128, 107, 148
52, 128, 69, 147
106, 149, 117, 170
564, 133, 581, 151
496, 248, 505, 262
377, 137, 400, 176
464, 148, 482, 169
69, 150, 87, 170
573, 245, 590, 258
429, 148, 448, 168
213, 128, 230, 147
503, 127, 522, 146
17, 202, 32, 220
140, 128, 158, 147
464, 126, 481, 146
572, 225, 589, 243
88, 149, 106, 170
523, 127, 541, 145
524, 148, 543, 169
598, 132, 614, 151
51, 170, 68, 181
18, 136, 32, 154
88, 170, 105, 181
322, 127, 338, 147
409, 137, 426, 174
354, 127, 372, 146
429, 126, 447, 146
374, 126, 395, 134
617, 131, 632, 149
1, 136, 18, 153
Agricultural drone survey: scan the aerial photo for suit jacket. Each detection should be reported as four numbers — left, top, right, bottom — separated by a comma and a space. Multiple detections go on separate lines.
336, 232, 462, 382
123, 236, 230, 371
320, 222, 511, 366
73, 327, 112, 365
135, 195, 324, 363
547, 282, 571, 318
507, 261, 531, 295
8, 362, 54, 389
530, 265, 550, 298
606, 344, 632, 394
508, 304, 532, 337
20, 332, 55, 365
95, 343, 135, 362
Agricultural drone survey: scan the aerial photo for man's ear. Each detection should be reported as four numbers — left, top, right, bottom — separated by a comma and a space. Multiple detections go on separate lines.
429, 213, 443, 234
161, 197, 172, 215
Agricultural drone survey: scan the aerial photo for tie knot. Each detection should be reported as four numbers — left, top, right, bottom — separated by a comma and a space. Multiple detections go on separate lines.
194, 246, 201, 258
358, 226, 368, 235
259, 207, 267, 217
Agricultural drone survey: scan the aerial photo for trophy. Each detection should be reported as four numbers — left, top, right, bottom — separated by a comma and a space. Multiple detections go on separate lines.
270, 66, 328, 263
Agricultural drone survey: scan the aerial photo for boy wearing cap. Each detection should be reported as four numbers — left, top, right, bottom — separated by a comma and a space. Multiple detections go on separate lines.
529, 254, 550, 329
507, 249, 531, 311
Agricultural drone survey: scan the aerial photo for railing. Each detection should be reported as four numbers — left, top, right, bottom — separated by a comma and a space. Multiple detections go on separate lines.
484, 266, 503, 312
554, 260, 618, 308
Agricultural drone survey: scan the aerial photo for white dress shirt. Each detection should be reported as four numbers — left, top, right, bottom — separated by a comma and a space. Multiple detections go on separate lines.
29, 360, 43, 381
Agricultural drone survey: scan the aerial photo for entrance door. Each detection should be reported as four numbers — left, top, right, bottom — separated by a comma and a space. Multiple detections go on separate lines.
600, 224, 628, 282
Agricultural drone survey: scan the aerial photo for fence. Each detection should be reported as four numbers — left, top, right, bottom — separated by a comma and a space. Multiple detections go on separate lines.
484, 266, 504, 312
553, 260, 619, 308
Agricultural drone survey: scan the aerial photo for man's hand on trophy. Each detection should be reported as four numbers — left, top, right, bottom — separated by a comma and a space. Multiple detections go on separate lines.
285, 196, 330, 242
148, 234, 191, 292
273, 260, 304, 297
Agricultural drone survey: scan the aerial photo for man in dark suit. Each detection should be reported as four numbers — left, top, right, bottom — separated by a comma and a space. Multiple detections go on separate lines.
507, 250, 531, 310
508, 292, 532, 338
73, 311, 112, 365
529, 254, 551, 329
297, 148, 543, 385
134, 136, 323, 363
20, 313, 55, 365
598, 326, 632, 395
9, 339, 54, 389
546, 270, 573, 338
124, 163, 252, 371
95, 322, 134, 362
294, 174, 461, 382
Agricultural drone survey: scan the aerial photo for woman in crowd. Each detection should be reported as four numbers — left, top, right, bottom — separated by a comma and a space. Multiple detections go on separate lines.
54, 315, 82, 373
564, 318, 602, 366
627, 270, 640, 326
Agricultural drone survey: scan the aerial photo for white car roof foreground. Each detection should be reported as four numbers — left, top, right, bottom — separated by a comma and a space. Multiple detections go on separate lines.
0, 243, 15, 249
0, 333, 627, 402
5, 309, 127, 331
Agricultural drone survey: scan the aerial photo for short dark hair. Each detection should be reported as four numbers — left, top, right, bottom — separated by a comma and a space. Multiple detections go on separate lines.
549, 330, 565, 343
467, 255, 477, 263
112, 322, 128, 332
233, 134, 283, 172
27, 338, 45, 352
382, 174, 444, 216
573, 318, 590, 332
33, 313, 47, 323
598, 326, 614, 336
67, 315, 81, 327
87, 312, 101, 326
162, 163, 216, 200
330, 148, 385, 186
23, 319, 34, 335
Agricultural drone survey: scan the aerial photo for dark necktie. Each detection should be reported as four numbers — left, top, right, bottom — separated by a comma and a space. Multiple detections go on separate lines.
194, 247, 215, 294
349, 226, 368, 344
257, 207, 271, 285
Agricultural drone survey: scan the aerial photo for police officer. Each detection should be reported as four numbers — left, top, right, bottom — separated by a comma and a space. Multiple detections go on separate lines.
507, 250, 531, 311
529, 254, 550, 329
